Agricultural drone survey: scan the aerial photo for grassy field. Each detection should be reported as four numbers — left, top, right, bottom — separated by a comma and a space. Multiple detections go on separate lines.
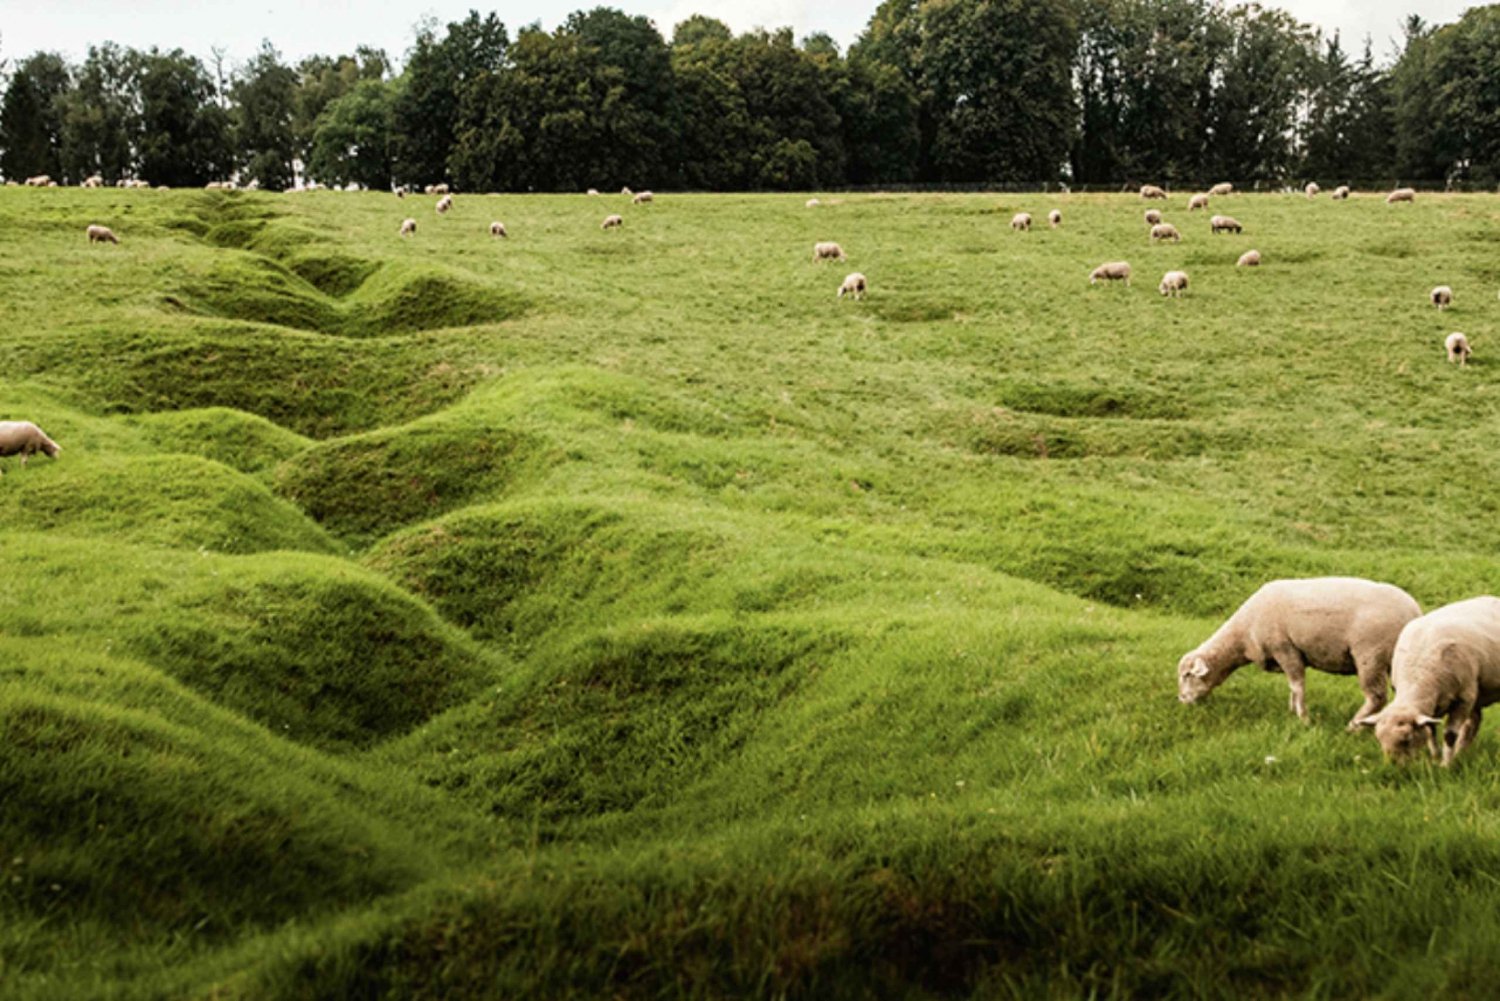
4, 184, 1500, 998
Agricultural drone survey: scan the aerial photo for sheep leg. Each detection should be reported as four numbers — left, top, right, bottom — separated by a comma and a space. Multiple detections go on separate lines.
1275, 650, 1309, 721
1346, 659, 1390, 732
1445, 706, 1481, 766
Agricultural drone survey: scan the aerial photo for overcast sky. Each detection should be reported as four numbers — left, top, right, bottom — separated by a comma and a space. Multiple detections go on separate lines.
0, 0, 1477, 71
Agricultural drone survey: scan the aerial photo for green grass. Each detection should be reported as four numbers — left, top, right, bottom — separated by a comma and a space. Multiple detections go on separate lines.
4, 185, 1500, 998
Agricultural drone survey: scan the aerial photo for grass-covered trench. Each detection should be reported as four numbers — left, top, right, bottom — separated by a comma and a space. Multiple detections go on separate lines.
4, 185, 1500, 998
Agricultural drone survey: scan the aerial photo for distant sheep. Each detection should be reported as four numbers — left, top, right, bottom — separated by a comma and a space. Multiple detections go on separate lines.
1236, 249, 1261, 267
602, 214, 623, 230
399, 218, 416, 237
1447, 332, 1472, 366
838, 272, 867, 300
1179, 577, 1422, 729
621, 186, 633, 196
436, 195, 453, 214
1140, 184, 1168, 200
1305, 182, 1320, 198
432, 183, 450, 195
1387, 187, 1416, 204
81, 174, 103, 188
205, 181, 223, 190
1209, 182, 1233, 197
1089, 261, 1131, 285
1048, 209, 1062, 228
489, 221, 508, 238
1150, 223, 1182, 243
1431, 285, 1453, 310
1188, 193, 1209, 211
1358, 597, 1500, 765
24, 175, 52, 187
1010, 212, 1032, 231
1332, 185, 1350, 200
813, 241, 846, 262
1210, 214, 1242, 234
1158, 270, 1189, 297
1144, 209, 1162, 225
806, 198, 820, 208
86, 224, 119, 244
587, 188, 600, 195
633, 190, 654, 204
0, 421, 61, 473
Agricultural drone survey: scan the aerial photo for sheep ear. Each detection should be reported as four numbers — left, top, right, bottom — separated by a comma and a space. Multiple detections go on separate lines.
1415, 714, 1442, 728
1354, 714, 1381, 728
1190, 658, 1210, 679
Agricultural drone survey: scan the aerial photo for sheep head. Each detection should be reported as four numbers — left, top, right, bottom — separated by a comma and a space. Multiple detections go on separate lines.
1176, 653, 1215, 704
1362, 709, 1442, 762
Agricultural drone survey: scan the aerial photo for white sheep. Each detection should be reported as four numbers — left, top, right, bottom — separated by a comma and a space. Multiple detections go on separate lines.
1331, 185, 1350, 200
81, 174, 103, 188
1209, 182, 1234, 197
1089, 261, 1131, 285
1178, 577, 1422, 728
1210, 214, 1242, 234
1011, 212, 1032, 231
621, 186, 633, 196
432, 183, 450, 195
489, 221, 508, 238
1431, 285, 1453, 310
1305, 182, 1320, 198
1188, 193, 1209, 211
602, 214, 623, 230
1358, 597, 1500, 765
633, 190, 654, 204
1048, 209, 1062, 228
1150, 223, 1182, 243
205, 181, 223, 190
813, 241, 846, 262
1144, 209, 1162, 226
1236, 249, 1261, 267
587, 188, 600, 196
1387, 187, 1416, 204
86, 224, 119, 245
436, 195, 453, 214
838, 272, 867, 300
1140, 184, 1168, 200
0, 421, 61, 473
1158, 270, 1189, 297
399, 218, 416, 237
806, 198, 820, 208
24, 175, 52, 187
1446, 332, 1472, 366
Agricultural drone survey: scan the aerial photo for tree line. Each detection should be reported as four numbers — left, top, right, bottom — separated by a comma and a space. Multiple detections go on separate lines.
2, 2, 1498, 192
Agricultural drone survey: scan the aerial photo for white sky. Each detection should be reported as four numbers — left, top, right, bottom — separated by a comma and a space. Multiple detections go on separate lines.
0, 0, 1478, 71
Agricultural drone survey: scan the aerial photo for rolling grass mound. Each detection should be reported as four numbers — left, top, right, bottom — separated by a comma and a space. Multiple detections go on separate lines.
2, 535, 495, 750
127, 406, 313, 477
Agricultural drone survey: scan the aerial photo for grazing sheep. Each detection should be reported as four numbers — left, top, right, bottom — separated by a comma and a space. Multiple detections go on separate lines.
399, 218, 416, 237
24, 175, 52, 187
1210, 214, 1243, 234
602, 214, 623, 230
1387, 187, 1416, 204
1305, 182, 1320, 198
81, 174, 103, 188
1140, 184, 1168, 200
1089, 261, 1131, 285
0, 421, 61, 473
1431, 285, 1453, 310
1447, 332, 1472, 366
838, 272, 867, 300
1048, 209, 1062, 228
1209, 182, 1234, 197
1150, 223, 1182, 243
587, 188, 600, 196
85, 224, 119, 244
813, 241, 846, 262
1011, 212, 1032, 231
395, 185, 408, 198
436, 195, 453, 214
806, 198, 820, 208
1188, 193, 1209, 211
633, 190, 654, 204
205, 181, 223, 190
1144, 209, 1163, 226
622, 186, 633, 196
1158, 270, 1190, 297
1358, 597, 1500, 765
489, 221, 508, 238
1332, 185, 1350, 200
1179, 577, 1422, 728
1236, 249, 1262, 267
431, 183, 450, 195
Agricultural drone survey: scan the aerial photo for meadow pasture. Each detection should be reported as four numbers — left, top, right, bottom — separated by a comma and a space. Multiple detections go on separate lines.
5, 185, 1500, 998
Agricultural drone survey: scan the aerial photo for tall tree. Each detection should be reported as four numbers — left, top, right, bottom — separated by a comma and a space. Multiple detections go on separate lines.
392, 11, 507, 187
307, 78, 397, 189
60, 43, 139, 183
0, 52, 71, 182
1205, 5, 1315, 183
135, 48, 234, 186
293, 48, 389, 163
231, 41, 298, 190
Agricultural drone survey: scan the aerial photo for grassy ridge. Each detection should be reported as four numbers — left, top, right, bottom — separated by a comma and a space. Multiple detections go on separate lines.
3, 185, 1500, 998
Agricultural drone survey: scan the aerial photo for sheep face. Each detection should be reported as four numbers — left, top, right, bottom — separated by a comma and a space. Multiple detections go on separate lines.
1366, 709, 1441, 762
1176, 654, 1217, 704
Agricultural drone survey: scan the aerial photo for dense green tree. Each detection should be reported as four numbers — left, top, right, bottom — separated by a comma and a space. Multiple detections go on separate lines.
1389, 16, 1445, 182
59, 43, 139, 183
135, 48, 234, 186
230, 41, 298, 190
392, 11, 508, 187
307, 78, 397, 189
293, 48, 388, 161
0, 52, 71, 182
1205, 6, 1315, 183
